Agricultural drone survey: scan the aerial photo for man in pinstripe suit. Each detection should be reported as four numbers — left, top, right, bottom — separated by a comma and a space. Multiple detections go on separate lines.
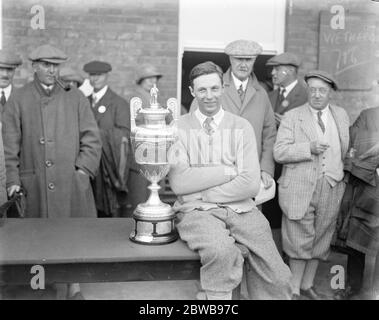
274, 70, 349, 300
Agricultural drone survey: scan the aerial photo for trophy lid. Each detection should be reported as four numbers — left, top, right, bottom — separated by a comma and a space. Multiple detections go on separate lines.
138, 83, 170, 115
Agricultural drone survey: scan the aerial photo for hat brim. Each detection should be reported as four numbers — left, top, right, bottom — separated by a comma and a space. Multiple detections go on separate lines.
31, 58, 67, 64
305, 75, 338, 90
0, 63, 18, 69
137, 74, 162, 84
229, 54, 258, 58
266, 62, 299, 67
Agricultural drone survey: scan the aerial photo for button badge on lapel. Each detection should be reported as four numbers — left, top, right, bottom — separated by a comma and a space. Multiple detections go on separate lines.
98, 105, 106, 113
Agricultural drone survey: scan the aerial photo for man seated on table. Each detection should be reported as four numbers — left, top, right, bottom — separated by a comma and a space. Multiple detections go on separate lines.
167, 61, 292, 300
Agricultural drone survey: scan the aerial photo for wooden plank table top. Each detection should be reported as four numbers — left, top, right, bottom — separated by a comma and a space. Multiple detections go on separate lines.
0, 218, 198, 265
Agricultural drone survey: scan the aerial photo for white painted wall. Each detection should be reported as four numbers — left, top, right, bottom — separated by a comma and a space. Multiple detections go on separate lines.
179, 0, 286, 54
177, 0, 286, 106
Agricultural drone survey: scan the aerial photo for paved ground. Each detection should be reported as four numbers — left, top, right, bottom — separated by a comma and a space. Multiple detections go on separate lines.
2, 230, 378, 300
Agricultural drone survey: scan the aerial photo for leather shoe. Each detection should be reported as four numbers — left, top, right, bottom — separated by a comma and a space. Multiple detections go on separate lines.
300, 287, 328, 300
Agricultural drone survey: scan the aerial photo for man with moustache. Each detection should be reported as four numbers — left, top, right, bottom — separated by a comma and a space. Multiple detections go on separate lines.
190, 40, 276, 193
263, 53, 308, 229
2, 44, 102, 299
169, 61, 292, 300
274, 70, 349, 299
0, 50, 22, 115
83, 61, 130, 217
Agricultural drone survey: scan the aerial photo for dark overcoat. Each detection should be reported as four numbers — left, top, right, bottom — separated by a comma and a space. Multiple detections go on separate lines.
89, 87, 130, 216
334, 107, 379, 256
2, 77, 102, 218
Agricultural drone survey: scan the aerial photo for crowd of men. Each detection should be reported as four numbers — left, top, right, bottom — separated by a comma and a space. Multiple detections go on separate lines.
0, 39, 378, 300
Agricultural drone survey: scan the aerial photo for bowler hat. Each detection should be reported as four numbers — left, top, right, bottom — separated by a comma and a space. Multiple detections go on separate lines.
29, 44, 68, 64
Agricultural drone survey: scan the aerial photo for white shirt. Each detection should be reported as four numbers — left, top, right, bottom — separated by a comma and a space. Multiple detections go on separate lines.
308, 104, 330, 136
41, 83, 54, 92
195, 107, 225, 131
1, 84, 12, 101
231, 72, 248, 92
92, 85, 108, 104
281, 79, 298, 98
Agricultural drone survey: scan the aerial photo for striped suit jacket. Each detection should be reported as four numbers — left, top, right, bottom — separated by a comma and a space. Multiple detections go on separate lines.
273, 103, 350, 220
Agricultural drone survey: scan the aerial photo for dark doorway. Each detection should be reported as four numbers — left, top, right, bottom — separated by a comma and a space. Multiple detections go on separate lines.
181, 51, 275, 111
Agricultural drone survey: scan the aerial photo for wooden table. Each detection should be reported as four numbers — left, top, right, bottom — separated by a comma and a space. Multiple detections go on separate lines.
0, 218, 201, 286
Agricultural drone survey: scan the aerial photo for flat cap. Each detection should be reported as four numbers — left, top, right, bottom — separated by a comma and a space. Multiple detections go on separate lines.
136, 64, 162, 84
59, 67, 84, 85
0, 50, 22, 68
304, 70, 338, 90
83, 61, 112, 74
266, 52, 301, 67
225, 40, 263, 58
29, 44, 68, 64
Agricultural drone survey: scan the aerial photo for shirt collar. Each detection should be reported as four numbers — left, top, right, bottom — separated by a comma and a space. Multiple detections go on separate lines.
309, 104, 330, 116
231, 72, 248, 92
281, 79, 298, 97
195, 106, 224, 128
93, 85, 108, 101
40, 83, 54, 91
1, 84, 12, 100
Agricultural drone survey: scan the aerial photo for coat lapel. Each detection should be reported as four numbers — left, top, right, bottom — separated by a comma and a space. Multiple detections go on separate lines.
95, 88, 113, 123
222, 70, 242, 114
298, 104, 319, 142
240, 78, 257, 114
329, 105, 349, 157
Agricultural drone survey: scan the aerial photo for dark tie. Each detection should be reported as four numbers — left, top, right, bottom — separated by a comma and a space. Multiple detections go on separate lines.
203, 117, 214, 135
237, 84, 245, 103
275, 88, 286, 112
0, 90, 6, 106
317, 110, 326, 133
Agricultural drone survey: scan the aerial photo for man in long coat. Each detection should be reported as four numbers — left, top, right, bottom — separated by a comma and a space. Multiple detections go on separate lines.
2, 44, 101, 299
0, 49, 22, 115
83, 60, 130, 217
274, 70, 349, 299
190, 40, 276, 190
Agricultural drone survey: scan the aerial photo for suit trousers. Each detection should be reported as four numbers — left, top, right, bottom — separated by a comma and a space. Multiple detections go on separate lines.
176, 207, 292, 299
282, 176, 346, 260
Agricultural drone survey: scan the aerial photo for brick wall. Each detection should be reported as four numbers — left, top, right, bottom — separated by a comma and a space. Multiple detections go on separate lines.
286, 0, 379, 122
2, 0, 179, 104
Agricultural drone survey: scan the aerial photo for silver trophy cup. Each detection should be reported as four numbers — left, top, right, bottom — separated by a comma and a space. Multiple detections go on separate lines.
129, 85, 178, 244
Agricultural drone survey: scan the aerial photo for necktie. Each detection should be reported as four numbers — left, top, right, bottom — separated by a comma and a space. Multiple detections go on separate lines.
0, 90, 6, 106
279, 88, 286, 101
317, 110, 325, 133
91, 95, 97, 108
203, 117, 214, 135
237, 84, 245, 102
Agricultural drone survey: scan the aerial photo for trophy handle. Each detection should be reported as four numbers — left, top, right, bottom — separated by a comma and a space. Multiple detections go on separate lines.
130, 97, 143, 132
166, 98, 178, 122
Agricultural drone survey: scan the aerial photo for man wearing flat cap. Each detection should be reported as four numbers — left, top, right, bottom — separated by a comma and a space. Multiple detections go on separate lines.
0, 49, 22, 114
190, 39, 276, 194
2, 44, 102, 299
83, 60, 130, 218
274, 70, 349, 299
262, 52, 308, 230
